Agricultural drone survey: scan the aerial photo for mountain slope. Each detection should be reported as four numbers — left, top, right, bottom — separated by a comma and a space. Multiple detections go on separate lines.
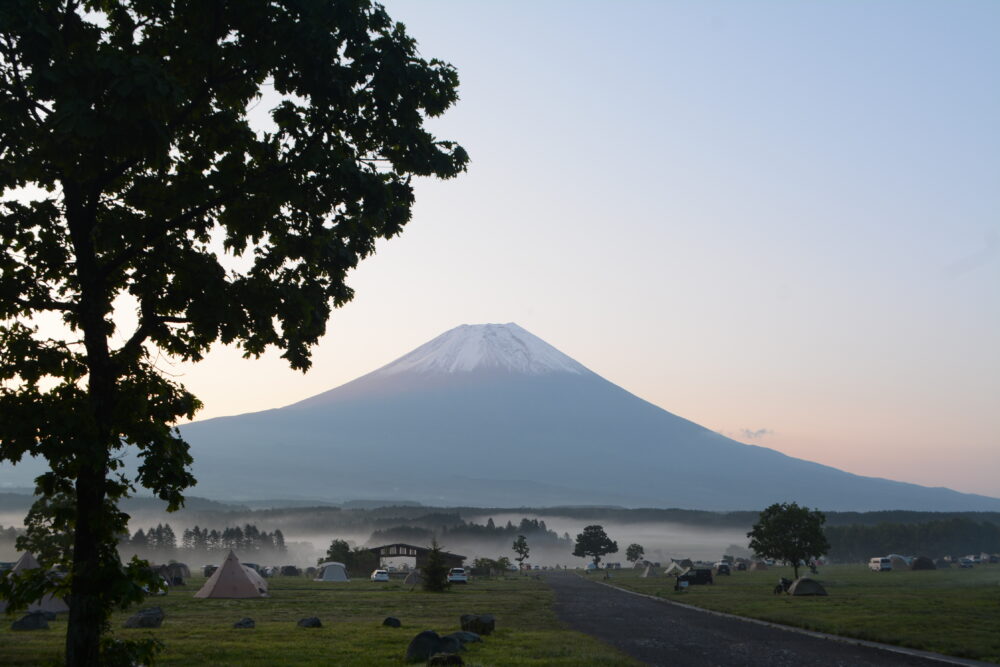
179, 323, 1000, 511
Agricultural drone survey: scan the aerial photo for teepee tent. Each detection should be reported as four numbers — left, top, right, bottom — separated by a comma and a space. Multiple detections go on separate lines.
315, 562, 349, 582
0, 552, 70, 614
194, 551, 267, 598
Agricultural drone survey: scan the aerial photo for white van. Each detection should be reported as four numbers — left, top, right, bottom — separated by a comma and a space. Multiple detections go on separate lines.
869, 557, 892, 572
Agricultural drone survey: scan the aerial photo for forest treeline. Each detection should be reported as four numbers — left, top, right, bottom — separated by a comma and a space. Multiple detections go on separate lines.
825, 517, 1000, 562
370, 517, 572, 550
119, 523, 287, 562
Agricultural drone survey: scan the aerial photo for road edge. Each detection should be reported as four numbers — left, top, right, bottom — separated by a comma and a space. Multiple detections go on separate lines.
578, 575, 994, 667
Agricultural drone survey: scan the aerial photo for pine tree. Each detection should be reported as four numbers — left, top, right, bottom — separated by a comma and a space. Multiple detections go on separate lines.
131, 529, 148, 548
421, 539, 451, 592
274, 530, 286, 553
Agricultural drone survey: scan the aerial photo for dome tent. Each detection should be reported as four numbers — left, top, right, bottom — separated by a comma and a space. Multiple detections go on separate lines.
788, 577, 827, 596
315, 562, 349, 582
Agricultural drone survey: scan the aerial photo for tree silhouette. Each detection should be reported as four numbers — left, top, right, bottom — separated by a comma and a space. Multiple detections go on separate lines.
0, 1, 466, 662
747, 502, 830, 579
573, 525, 618, 568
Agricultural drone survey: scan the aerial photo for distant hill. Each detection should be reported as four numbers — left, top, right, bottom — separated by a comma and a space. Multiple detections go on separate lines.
172, 323, 1000, 512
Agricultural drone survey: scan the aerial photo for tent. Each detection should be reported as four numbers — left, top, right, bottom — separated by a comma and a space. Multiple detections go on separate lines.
934, 558, 951, 569
0, 552, 70, 614
194, 551, 268, 598
749, 561, 769, 571
641, 565, 659, 578
910, 556, 936, 571
403, 569, 423, 586
889, 556, 909, 571
662, 562, 686, 576
788, 577, 827, 596
314, 562, 349, 582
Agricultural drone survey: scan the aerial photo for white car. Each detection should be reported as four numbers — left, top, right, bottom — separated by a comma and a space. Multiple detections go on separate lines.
446, 567, 468, 584
370, 569, 390, 582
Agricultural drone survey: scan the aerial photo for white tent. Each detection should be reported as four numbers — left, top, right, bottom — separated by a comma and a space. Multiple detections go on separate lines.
0, 552, 70, 614
314, 562, 349, 582
194, 551, 268, 599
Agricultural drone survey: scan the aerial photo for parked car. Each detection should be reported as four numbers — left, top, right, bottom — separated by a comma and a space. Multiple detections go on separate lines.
677, 568, 714, 585
869, 557, 892, 572
713, 562, 731, 575
370, 569, 390, 582
446, 567, 468, 583
958, 558, 974, 569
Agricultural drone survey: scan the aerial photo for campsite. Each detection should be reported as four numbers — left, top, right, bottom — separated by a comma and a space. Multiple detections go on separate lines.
607, 562, 1000, 662
0, 570, 633, 666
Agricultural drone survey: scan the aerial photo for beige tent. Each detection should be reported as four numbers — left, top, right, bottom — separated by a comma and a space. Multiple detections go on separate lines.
889, 556, 908, 571
315, 562, 349, 582
662, 562, 686, 576
788, 577, 827, 596
749, 561, 769, 571
194, 551, 267, 599
641, 564, 659, 578
0, 552, 70, 614
403, 569, 423, 586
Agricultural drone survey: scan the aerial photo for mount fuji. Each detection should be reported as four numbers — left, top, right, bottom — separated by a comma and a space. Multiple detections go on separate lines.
179, 323, 1000, 511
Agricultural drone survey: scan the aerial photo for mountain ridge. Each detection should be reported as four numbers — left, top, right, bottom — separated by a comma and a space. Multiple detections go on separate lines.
177, 323, 1000, 511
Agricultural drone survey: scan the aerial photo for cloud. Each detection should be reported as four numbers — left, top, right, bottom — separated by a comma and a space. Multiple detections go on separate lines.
739, 428, 772, 440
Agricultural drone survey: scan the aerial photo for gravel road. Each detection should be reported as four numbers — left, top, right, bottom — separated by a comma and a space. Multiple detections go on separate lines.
546, 571, 978, 667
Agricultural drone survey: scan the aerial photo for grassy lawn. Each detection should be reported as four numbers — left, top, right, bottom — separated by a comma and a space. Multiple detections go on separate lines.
0, 574, 638, 666
605, 562, 1000, 663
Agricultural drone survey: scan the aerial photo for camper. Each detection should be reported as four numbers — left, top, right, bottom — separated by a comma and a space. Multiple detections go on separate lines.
869, 557, 892, 572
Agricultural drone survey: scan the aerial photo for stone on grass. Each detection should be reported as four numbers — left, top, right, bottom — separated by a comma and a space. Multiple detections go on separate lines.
297, 616, 322, 628
459, 614, 494, 636
428, 653, 464, 666
12, 612, 49, 631
443, 631, 482, 646
233, 617, 255, 629
382, 616, 402, 628
405, 630, 464, 662
123, 606, 164, 629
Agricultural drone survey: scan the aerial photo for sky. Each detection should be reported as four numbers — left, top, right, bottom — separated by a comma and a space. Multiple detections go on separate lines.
13, 2, 998, 498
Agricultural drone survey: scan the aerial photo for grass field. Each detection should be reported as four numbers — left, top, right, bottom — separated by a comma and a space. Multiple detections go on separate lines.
605, 562, 1000, 663
0, 574, 638, 666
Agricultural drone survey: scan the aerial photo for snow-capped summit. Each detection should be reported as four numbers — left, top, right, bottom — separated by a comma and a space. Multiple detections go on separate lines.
371, 323, 589, 376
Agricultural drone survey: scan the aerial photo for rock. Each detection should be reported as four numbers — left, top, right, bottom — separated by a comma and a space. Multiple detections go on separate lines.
233, 617, 255, 629
12, 612, 49, 631
428, 653, 464, 666
382, 616, 402, 628
405, 630, 463, 662
123, 606, 164, 629
443, 631, 482, 646
297, 616, 322, 628
459, 614, 495, 636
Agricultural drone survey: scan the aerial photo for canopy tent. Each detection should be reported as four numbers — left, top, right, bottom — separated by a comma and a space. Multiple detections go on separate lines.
194, 551, 267, 599
314, 562, 349, 582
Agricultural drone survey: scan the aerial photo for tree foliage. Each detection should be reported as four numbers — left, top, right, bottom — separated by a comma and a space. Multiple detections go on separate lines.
625, 543, 644, 564
512, 534, 529, 570
420, 539, 450, 592
0, 1, 466, 662
572, 525, 618, 568
747, 502, 830, 579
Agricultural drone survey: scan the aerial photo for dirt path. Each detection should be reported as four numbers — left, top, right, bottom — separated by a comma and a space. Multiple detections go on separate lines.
545, 572, 978, 667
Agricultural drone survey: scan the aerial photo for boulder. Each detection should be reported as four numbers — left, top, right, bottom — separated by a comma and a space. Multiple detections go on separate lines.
459, 614, 495, 636
233, 617, 255, 629
443, 631, 482, 646
405, 630, 463, 662
12, 612, 49, 631
297, 617, 322, 628
382, 616, 402, 628
123, 606, 165, 629
428, 654, 464, 666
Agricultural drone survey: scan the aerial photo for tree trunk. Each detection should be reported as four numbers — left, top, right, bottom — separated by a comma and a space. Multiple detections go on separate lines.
66, 465, 108, 666
65, 189, 115, 666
